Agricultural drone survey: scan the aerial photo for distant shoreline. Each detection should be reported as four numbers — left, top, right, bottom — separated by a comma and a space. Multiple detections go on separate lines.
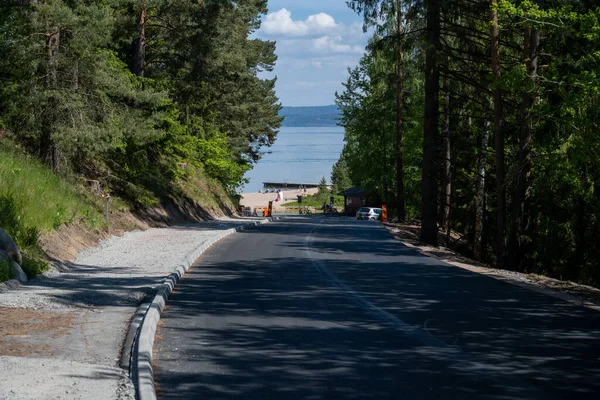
280, 105, 340, 128
281, 123, 340, 127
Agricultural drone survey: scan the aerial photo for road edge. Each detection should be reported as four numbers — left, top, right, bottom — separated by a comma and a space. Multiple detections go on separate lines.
384, 226, 600, 314
127, 217, 273, 400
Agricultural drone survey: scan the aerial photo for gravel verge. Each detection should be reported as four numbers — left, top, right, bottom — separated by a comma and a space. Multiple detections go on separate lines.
384, 224, 600, 313
0, 217, 266, 400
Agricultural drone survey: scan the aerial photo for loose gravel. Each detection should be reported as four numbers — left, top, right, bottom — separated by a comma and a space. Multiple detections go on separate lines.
0, 217, 264, 400
0, 219, 256, 310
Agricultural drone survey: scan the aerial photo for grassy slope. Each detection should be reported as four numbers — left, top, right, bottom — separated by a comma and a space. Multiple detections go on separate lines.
0, 147, 104, 232
0, 144, 236, 281
0, 145, 105, 278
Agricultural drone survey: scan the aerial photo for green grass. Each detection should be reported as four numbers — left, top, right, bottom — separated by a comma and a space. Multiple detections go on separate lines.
284, 194, 345, 208
0, 258, 13, 282
177, 167, 236, 213
0, 145, 238, 282
0, 145, 104, 279
0, 147, 104, 232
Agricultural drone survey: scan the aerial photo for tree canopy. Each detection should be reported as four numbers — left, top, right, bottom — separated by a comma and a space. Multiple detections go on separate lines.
338, 0, 600, 285
0, 0, 282, 203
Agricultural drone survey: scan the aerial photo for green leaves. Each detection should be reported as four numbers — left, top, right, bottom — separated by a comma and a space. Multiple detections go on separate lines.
339, 0, 600, 283
0, 0, 280, 203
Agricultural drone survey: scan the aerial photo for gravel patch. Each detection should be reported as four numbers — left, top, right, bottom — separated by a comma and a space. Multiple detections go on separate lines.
0, 219, 258, 310
0, 217, 265, 400
0, 356, 130, 400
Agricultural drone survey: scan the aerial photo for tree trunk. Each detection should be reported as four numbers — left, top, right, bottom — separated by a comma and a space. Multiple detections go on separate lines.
133, 3, 147, 77
43, 25, 60, 173
440, 76, 451, 233
490, 0, 505, 266
382, 119, 389, 207
572, 195, 585, 281
72, 59, 79, 90
420, 0, 440, 246
509, 0, 543, 271
474, 116, 491, 261
395, 0, 406, 222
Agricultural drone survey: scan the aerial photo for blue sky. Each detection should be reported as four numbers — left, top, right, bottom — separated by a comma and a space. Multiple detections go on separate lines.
256, 1, 370, 107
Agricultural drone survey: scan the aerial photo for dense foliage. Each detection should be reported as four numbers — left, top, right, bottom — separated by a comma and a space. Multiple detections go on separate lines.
0, 0, 282, 205
339, 0, 600, 285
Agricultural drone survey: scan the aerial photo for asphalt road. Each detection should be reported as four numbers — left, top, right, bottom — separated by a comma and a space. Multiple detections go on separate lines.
153, 217, 600, 399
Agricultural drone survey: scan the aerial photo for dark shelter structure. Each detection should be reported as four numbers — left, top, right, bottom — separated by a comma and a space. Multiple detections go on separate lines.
338, 187, 365, 216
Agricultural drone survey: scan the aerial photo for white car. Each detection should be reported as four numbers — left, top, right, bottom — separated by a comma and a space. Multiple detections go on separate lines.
356, 207, 382, 220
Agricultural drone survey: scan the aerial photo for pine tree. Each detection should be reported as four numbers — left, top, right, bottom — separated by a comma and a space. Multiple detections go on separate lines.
331, 155, 352, 194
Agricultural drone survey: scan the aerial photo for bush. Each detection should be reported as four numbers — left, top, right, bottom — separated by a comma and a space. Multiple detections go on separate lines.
0, 147, 103, 231
0, 258, 13, 282
0, 147, 101, 281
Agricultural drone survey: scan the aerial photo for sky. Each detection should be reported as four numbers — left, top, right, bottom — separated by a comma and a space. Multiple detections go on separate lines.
255, 0, 371, 107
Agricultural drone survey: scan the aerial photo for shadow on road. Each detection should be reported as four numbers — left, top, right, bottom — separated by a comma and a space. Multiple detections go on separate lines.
154, 219, 600, 399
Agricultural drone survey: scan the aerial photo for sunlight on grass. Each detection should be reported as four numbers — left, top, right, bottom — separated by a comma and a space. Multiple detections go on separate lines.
0, 146, 105, 280
0, 147, 103, 232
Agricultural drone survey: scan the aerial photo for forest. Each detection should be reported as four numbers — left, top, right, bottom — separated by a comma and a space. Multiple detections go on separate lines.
0, 0, 281, 203
333, 0, 600, 285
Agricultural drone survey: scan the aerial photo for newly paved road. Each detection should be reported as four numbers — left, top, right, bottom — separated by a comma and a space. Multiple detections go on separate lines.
153, 217, 600, 399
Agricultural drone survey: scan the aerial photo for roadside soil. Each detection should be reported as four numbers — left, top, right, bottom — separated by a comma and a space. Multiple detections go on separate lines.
384, 222, 600, 312
0, 195, 242, 397
37, 210, 154, 266
0, 307, 76, 357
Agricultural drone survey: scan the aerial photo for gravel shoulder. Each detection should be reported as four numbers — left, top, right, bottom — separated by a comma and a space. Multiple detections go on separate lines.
384, 223, 600, 313
0, 217, 264, 400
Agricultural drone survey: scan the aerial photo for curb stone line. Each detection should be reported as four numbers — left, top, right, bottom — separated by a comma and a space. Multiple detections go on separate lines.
130, 218, 273, 400
120, 295, 152, 371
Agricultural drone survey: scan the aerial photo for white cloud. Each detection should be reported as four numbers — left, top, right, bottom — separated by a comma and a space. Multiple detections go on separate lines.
311, 36, 364, 54
256, 6, 371, 106
274, 37, 365, 57
262, 8, 337, 37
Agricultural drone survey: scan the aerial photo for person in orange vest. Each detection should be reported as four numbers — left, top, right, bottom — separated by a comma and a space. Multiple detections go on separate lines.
263, 208, 268, 217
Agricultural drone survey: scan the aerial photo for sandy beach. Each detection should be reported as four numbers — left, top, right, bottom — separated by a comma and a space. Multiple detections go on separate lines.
240, 188, 318, 212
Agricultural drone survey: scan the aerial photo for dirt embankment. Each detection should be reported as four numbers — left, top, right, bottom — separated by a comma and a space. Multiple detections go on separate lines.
40, 197, 238, 266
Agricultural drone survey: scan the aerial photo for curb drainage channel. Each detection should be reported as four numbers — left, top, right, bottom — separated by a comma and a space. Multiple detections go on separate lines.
125, 218, 274, 400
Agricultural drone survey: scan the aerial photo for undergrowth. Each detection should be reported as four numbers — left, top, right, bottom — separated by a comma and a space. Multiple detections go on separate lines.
0, 147, 104, 231
177, 167, 237, 214
0, 258, 13, 282
0, 144, 237, 282
284, 194, 345, 208
0, 146, 104, 279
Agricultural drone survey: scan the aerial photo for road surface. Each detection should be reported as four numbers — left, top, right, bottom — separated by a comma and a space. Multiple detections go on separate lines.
153, 217, 600, 399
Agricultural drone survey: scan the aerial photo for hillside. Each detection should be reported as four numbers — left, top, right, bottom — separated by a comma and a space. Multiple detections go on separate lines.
0, 143, 237, 283
0, 1, 277, 282
280, 105, 340, 127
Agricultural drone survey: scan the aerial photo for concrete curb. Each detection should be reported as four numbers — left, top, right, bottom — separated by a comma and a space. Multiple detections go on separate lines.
129, 218, 273, 400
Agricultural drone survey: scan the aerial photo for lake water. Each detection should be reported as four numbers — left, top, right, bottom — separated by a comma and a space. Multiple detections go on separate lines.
241, 126, 345, 193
